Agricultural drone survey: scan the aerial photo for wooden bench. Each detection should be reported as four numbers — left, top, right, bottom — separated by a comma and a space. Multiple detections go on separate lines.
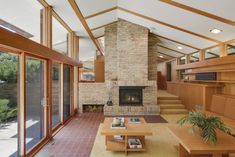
205, 94, 235, 135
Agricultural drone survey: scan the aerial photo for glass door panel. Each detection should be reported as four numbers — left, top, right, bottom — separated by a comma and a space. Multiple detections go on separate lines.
0, 51, 19, 157
52, 63, 61, 128
25, 57, 45, 151
63, 65, 71, 120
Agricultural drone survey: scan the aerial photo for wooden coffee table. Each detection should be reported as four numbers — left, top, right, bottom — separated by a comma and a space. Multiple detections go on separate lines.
168, 125, 235, 157
101, 117, 152, 155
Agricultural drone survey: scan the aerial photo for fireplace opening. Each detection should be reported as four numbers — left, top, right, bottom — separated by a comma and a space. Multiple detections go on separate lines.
119, 86, 143, 106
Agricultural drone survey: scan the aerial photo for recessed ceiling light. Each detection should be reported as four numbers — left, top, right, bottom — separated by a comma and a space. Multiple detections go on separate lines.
210, 28, 222, 34
159, 55, 164, 58
177, 46, 183, 50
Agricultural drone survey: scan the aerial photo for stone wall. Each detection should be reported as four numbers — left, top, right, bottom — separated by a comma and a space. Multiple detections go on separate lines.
78, 19, 159, 115
148, 33, 158, 80
78, 83, 107, 112
105, 23, 118, 81
117, 20, 148, 83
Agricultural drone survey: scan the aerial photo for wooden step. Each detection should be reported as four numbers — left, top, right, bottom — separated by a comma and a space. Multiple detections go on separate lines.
160, 109, 188, 114
158, 100, 182, 104
160, 104, 185, 109
158, 96, 179, 100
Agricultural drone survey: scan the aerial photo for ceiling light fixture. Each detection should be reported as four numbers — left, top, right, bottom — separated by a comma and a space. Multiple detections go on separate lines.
159, 55, 164, 58
177, 46, 183, 50
210, 28, 222, 34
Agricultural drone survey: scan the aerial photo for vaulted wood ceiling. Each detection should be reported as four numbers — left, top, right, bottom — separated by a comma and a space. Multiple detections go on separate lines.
46, 0, 235, 58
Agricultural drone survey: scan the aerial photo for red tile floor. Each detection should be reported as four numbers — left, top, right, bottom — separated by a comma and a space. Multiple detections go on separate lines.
35, 113, 167, 157
35, 113, 104, 157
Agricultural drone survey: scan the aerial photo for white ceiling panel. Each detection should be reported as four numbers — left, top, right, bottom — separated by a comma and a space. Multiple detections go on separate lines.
158, 37, 197, 54
174, 0, 235, 21
87, 10, 117, 29
117, 10, 216, 49
46, 0, 88, 36
92, 28, 105, 38
158, 46, 183, 57
157, 53, 173, 60
79, 37, 96, 61
118, 0, 235, 42
76, 0, 117, 17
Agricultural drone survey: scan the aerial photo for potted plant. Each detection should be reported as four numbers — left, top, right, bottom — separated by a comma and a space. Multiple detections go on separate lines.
177, 111, 231, 144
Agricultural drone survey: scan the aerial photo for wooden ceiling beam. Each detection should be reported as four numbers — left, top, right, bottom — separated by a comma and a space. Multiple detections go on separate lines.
95, 35, 104, 39
159, 0, 235, 27
91, 21, 118, 31
155, 34, 200, 50
118, 7, 222, 43
68, 0, 104, 55
38, 0, 73, 32
85, 6, 118, 19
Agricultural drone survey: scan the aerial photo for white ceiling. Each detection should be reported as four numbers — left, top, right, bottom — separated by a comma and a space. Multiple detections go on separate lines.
2, 0, 235, 60
0, 0, 43, 43
175, 0, 235, 21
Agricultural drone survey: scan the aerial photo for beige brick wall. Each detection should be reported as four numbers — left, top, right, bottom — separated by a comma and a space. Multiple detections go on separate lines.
148, 33, 158, 80
117, 19, 148, 82
105, 23, 118, 81
78, 83, 107, 112
78, 19, 159, 115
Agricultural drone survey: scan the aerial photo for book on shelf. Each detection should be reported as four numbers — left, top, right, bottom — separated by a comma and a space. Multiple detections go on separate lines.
111, 117, 126, 129
128, 117, 141, 124
128, 138, 142, 149
113, 135, 124, 141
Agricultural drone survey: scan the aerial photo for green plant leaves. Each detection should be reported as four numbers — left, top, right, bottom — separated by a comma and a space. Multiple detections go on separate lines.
177, 111, 231, 144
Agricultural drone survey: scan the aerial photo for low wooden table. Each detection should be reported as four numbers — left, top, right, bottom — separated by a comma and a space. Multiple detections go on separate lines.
101, 117, 152, 155
168, 125, 235, 157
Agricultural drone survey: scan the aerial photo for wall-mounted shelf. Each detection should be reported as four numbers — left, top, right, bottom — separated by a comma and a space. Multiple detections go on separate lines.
184, 80, 235, 84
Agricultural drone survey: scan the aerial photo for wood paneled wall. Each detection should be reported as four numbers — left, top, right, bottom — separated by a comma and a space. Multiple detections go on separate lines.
157, 62, 167, 90
167, 82, 222, 111
157, 59, 178, 90
94, 56, 105, 82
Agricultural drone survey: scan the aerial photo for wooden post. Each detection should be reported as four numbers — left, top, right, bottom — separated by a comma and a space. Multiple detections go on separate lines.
73, 66, 78, 115
185, 54, 190, 64
220, 43, 227, 57
70, 66, 75, 116
74, 36, 79, 60
199, 49, 205, 61
42, 6, 52, 48
47, 60, 53, 137
19, 52, 26, 156
68, 31, 75, 58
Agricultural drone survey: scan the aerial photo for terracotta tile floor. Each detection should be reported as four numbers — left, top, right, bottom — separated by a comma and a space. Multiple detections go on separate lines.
35, 113, 167, 157
35, 113, 104, 157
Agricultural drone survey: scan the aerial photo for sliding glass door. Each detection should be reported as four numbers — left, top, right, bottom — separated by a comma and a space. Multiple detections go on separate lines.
63, 65, 71, 120
25, 57, 46, 151
52, 63, 61, 128
0, 51, 19, 157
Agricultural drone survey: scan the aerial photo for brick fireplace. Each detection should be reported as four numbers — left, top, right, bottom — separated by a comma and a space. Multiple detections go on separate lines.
79, 19, 159, 115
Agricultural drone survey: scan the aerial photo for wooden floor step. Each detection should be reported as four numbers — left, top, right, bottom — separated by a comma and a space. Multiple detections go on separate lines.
160, 109, 188, 114
160, 104, 185, 109
158, 96, 179, 100
158, 100, 182, 104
